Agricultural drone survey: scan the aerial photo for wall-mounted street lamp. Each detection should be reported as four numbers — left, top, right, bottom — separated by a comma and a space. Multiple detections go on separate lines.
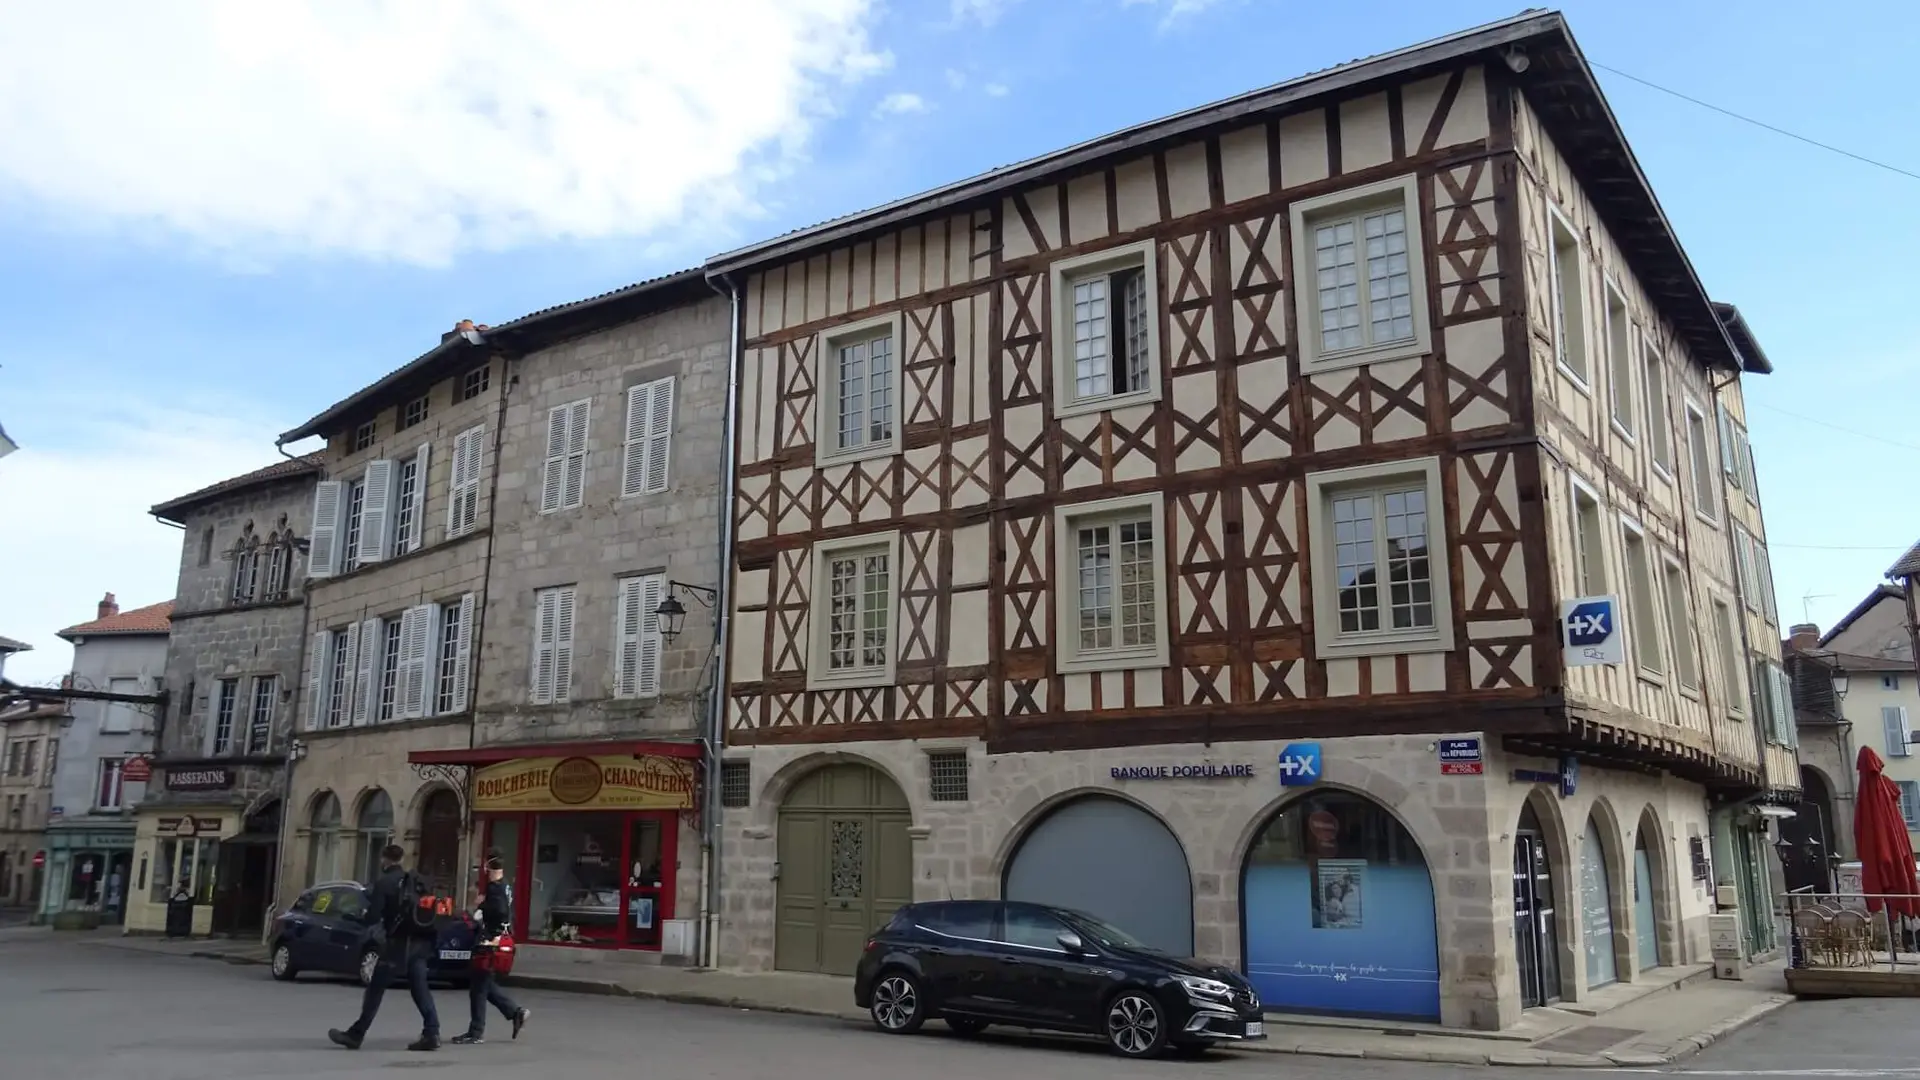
1831, 665, 1851, 701
655, 581, 717, 645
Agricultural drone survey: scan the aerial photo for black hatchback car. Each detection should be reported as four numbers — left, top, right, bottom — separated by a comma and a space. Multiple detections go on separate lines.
268, 880, 478, 988
854, 900, 1264, 1058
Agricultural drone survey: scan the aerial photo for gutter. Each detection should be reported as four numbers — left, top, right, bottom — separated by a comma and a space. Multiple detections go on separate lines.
461, 335, 516, 879
697, 272, 743, 970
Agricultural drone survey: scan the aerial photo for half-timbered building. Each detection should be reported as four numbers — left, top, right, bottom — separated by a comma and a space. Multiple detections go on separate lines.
708, 11, 1796, 1029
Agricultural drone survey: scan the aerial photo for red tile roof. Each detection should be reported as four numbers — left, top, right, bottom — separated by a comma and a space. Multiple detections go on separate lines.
150, 452, 325, 521
57, 601, 173, 639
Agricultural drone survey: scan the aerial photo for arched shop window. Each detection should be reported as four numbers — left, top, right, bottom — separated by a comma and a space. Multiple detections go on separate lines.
1242, 790, 1441, 1021
355, 789, 395, 884
307, 791, 342, 885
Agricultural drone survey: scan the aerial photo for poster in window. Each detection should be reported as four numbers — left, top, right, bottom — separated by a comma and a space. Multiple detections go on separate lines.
1312, 859, 1366, 930
629, 895, 655, 930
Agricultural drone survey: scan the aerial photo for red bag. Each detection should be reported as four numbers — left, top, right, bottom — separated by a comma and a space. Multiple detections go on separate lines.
473, 932, 515, 975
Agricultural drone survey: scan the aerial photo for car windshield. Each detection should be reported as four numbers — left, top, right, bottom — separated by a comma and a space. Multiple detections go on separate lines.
1058, 909, 1149, 951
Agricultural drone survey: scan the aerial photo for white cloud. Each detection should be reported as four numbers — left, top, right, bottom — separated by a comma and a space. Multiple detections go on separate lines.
949, 0, 1018, 26
984, 82, 1012, 98
1122, 0, 1226, 26
0, 1, 890, 265
0, 393, 290, 687
945, 68, 969, 90
874, 92, 931, 117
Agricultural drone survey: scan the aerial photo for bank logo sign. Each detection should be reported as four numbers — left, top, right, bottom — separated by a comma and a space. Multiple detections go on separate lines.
1277, 743, 1322, 788
1561, 594, 1624, 667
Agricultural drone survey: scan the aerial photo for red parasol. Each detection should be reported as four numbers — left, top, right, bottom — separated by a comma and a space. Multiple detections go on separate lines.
1853, 746, 1920, 918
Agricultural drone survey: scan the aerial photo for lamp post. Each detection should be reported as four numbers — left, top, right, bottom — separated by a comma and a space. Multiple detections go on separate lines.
654, 582, 717, 646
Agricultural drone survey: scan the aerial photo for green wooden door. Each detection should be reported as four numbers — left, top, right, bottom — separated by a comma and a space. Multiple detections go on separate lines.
775, 764, 911, 974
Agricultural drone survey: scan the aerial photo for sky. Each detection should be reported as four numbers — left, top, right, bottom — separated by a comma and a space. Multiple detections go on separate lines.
1, 0, 1915, 684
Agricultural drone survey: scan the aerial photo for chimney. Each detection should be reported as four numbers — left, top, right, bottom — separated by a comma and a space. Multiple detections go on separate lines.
60, 673, 73, 690
97, 592, 118, 620
1788, 623, 1820, 652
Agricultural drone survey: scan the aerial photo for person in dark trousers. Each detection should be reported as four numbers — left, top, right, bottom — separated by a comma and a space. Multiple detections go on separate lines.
328, 844, 441, 1052
452, 851, 529, 1044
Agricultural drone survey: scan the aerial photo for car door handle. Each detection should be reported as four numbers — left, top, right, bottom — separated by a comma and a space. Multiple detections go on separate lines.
999, 957, 1025, 965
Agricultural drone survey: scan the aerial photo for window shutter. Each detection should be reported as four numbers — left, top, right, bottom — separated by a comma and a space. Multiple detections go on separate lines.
336, 622, 360, 729
614, 577, 644, 698
639, 574, 664, 698
531, 590, 558, 704
447, 428, 471, 535
564, 399, 591, 508
1884, 705, 1911, 758
358, 460, 395, 562
1775, 665, 1798, 748
622, 384, 649, 496
407, 443, 431, 552
397, 605, 432, 719
462, 426, 485, 530
307, 481, 344, 578
449, 592, 475, 714
1902, 782, 1920, 828
351, 617, 381, 726
305, 631, 332, 730
541, 406, 567, 513
553, 588, 577, 703
1716, 405, 1739, 482
645, 378, 674, 495
1753, 544, 1778, 624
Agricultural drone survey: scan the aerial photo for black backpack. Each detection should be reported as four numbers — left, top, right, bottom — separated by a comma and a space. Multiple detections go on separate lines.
384, 872, 444, 938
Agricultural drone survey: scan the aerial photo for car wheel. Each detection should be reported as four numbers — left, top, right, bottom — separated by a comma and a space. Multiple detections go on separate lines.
869, 970, 927, 1034
1104, 991, 1168, 1058
945, 1017, 989, 1037
357, 949, 380, 988
269, 943, 298, 982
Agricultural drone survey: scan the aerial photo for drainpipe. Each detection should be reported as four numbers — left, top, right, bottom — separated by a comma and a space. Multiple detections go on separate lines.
697, 272, 743, 970
460, 341, 515, 882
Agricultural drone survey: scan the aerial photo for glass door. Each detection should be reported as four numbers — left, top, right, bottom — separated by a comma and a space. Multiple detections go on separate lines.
621, 813, 669, 949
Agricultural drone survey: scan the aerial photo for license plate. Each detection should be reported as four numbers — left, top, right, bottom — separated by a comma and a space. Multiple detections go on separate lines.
1245, 1022, 1264, 1038
439, 950, 471, 961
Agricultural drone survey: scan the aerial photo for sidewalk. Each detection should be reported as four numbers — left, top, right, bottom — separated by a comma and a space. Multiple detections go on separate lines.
56, 928, 1793, 1067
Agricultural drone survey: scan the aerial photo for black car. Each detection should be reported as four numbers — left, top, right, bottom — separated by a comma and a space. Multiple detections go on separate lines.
853, 900, 1265, 1058
268, 880, 477, 988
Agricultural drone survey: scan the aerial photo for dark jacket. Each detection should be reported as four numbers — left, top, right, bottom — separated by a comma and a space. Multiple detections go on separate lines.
476, 878, 512, 939
362, 864, 419, 957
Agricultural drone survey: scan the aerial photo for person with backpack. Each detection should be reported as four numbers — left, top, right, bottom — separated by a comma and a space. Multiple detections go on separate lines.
451, 851, 529, 1044
328, 844, 441, 1052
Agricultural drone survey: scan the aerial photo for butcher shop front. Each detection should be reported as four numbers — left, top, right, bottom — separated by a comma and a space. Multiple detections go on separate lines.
409, 741, 701, 956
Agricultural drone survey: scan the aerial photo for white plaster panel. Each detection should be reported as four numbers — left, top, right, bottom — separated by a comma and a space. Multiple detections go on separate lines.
1339, 92, 1394, 172
1326, 657, 1360, 697
1165, 142, 1212, 219
1172, 373, 1222, 472
1408, 651, 1446, 693
1219, 124, 1269, 206
874, 234, 899, 305
735, 567, 770, 610
1066, 173, 1109, 244
731, 611, 766, 682
948, 590, 989, 667
1278, 109, 1329, 187
1114, 157, 1160, 232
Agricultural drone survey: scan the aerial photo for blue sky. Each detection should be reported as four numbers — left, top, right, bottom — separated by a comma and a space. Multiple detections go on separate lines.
1, 0, 1915, 682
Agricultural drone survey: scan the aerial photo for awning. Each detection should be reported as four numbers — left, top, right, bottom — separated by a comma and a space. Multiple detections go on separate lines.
407, 740, 705, 766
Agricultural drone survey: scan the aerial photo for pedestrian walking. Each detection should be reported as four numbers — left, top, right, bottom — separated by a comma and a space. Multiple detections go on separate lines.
452, 851, 529, 1044
328, 844, 441, 1052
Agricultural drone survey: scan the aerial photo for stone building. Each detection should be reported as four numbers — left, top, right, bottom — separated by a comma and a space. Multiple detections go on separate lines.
275, 323, 504, 899
41, 594, 169, 926
707, 11, 1797, 1030
125, 453, 321, 937
1, 700, 64, 909
403, 272, 732, 960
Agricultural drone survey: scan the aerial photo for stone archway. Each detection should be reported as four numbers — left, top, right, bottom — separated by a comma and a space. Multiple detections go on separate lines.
1780, 766, 1838, 893
1632, 806, 1676, 969
1514, 790, 1571, 1007
1004, 793, 1194, 957
1240, 786, 1441, 1021
415, 787, 463, 892
1578, 800, 1627, 989
773, 760, 912, 976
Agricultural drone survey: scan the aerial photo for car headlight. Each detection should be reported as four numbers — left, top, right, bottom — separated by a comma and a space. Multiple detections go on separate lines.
1175, 975, 1234, 998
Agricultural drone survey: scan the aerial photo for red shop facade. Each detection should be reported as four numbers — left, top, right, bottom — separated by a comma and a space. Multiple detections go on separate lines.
410, 742, 700, 953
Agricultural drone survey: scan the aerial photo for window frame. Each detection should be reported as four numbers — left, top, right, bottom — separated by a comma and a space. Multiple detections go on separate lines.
351, 420, 377, 452
97, 758, 126, 811
540, 398, 593, 514
1643, 340, 1674, 482
1568, 474, 1608, 598
1546, 206, 1590, 390
1053, 491, 1171, 674
211, 678, 238, 755
460, 365, 490, 402
622, 376, 677, 497
807, 530, 902, 690
1659, 554, 1700, 693
529, 585, 578, 706
1710, 596, 1746, 717
1048, 239, 1165, 419
1683, 400, 1718, 526
814, 311, 905, 466
1289, 173, 1433, 374
1602, 278, 1635, 441
1304, 458, 1452, 660
400, 395, 429, 431
247, 676, 276, 754
1618, 514, 1665, 680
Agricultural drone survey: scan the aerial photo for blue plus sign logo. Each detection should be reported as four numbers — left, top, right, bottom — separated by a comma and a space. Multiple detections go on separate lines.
1564, 599, 1613, 647
1277, 743, 1322, 788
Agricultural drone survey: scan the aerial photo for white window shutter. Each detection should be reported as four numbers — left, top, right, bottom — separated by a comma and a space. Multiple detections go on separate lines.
305, 630, 333, 730
531, 590, 558, 704
645, 379, 674, 494
622, 384, 649, 496
1775, 665, 1798, 748
553, 588, 576, 703
614, 578, 643, 698
397, 605, 431, 719
307, 481, 344, 578
351, 617, 381, 725
358, 460, 395, 562
541, 406, 567, 513
1716, 405, 1738, 480
563, 399, 591, 508
336, 622, 360, 729
1884, 706, 1910, 758
408, 443, 431, 552
449, 592, 475, 714
639, 574, 664, 698
463, 425, 485, 530
447, 429, 471, 535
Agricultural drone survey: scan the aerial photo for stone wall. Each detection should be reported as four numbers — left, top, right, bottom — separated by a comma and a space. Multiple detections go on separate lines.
718, 734, 1718, 1031
473, 294, 729, 747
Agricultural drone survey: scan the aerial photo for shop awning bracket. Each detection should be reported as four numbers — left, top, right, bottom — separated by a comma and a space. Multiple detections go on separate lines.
411, 762, 473, 827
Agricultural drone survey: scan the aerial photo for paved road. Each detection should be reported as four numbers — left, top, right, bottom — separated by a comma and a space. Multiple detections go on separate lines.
3, 934, 1911, 1080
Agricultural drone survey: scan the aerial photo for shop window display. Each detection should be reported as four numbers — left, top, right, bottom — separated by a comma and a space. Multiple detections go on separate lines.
1241, 790, 1440, 1021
